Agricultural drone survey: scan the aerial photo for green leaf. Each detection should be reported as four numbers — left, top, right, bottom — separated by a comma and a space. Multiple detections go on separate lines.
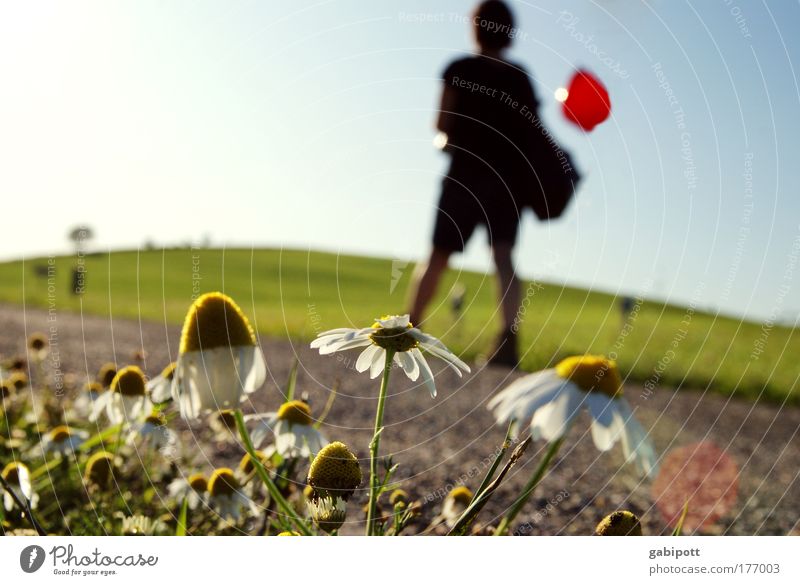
176, 497, 189, 536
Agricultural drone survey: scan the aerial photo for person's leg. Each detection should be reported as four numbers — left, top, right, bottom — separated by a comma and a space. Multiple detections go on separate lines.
407, 247, 452, 327
492, 242, 521, 331
488, 241, 521, 366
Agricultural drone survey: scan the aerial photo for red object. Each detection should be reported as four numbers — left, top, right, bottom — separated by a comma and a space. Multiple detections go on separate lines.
562, 70, 611, 131
651, 441, 739, 533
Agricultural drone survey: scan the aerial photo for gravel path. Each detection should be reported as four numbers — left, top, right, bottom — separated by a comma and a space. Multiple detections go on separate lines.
2, 303, 798, 535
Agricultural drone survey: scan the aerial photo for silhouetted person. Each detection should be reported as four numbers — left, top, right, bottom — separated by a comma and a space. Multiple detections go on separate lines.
408, 0, 549, 367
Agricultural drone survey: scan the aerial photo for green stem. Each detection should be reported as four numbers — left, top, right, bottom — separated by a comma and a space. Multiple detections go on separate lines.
233, 409, 312, 535
366, 349, 394, 536
494, 437, 564, 536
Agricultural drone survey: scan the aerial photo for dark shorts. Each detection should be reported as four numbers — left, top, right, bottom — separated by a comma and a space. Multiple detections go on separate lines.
432, 174, 523, 252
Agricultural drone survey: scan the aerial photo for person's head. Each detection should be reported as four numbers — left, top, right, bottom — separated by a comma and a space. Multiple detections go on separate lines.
472, 1, 516, 53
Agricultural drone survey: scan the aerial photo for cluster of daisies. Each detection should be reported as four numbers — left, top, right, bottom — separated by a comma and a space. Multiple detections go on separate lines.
1, 290, 658, 536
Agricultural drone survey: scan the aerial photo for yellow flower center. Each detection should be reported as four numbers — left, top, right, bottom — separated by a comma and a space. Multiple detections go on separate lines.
188, 473, 208, 493
208, 467, 240, 497
594, 510, 643, 536
238, 451, 267, 475
97, 363, 118, 388
111, 366, 147, 397
85, 452, 116, 487
215, 409, 237, 429
144, 414, 166, 427
28, 333, 47, 352
85, 381, 104, 394
389, 489, 410, 506
179, 292, 257, 354
160, 362, 177, 380
1, 462, 24, 483
448, 486, 473, 506
307, 441, 362, 501
49, 425, 72, 443
9, 372, 28, 390
0, 382, 12, 399
276, 400, 312, 426
277, 530, 300, 536
555, 355, 622, 397
369, 322, 418, 353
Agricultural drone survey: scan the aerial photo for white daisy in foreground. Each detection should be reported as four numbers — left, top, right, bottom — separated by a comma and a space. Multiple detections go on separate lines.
146, 362, 177, 403
206, 467, 258, 522
488, 355, 657, 477
39, 425, 89, 457
93, 366, 151, 425
167, 473, 208, 511
311, 314, 470, 397
172, 292, 267, 420
126, 412, 176, 454
1, 462, 38, 512
246, 399, 327, 459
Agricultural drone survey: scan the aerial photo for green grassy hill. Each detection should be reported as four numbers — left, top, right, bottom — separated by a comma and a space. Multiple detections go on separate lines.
0, 247, 796, 402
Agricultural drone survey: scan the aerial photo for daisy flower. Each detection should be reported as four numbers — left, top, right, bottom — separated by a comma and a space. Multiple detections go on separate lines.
146, 362, 177, 404
208, 409, 239, 443
27, 333, 49, 362
1, 380, 14, 402
246, 399, 327, 459
39, 425, 89, 457
236, 451, 270, 483
119, 513, 167, 536
206, 467, 258, 522
84, 451, 118, 490
96, 363, 119, 389
92, 366, 151, 425
439, 486, 473, 528
310, 314, 470, 397
171, 292, 266, 420
1, 462, 38, 512
167, 473, 208, 511
7, 372, 28, 391
73, 381, 104, 419
488, 355, 657, 477
306, 442, 362, 533
126, 412, 176, 454
594, 510, 643, 536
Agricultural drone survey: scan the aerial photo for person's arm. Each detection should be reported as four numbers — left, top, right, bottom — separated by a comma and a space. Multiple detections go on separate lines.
436, 83, 458, 134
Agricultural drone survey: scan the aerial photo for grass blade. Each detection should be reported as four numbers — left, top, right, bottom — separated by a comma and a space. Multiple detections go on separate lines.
176, 497, 189, 536
672, 500, 689, 536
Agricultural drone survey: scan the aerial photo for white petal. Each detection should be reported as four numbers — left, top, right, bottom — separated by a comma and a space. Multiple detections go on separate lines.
488, 370, 564, 424
530, 385, 582, 442
319, 336, 372, 355
369, 348, 388, 378
356, 345, 381, 373
412, 348, 437, 398
240, 346, 267, 396
586, 392, 616, 427
395, 351, 419, 381
17, 465, 32, 501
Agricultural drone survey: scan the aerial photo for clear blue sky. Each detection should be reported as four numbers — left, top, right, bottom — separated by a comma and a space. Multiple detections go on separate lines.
1, 0, 798, 322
